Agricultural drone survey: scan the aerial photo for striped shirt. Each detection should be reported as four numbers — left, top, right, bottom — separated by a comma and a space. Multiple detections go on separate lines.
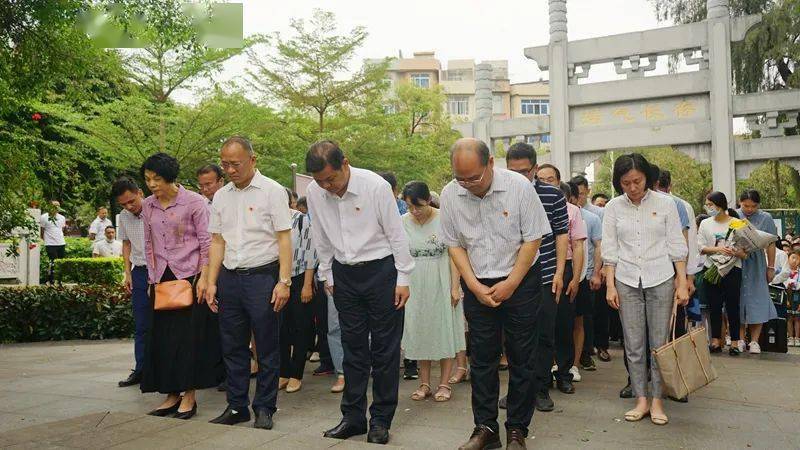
117, 209, 146, 267
602, 189, 688, 289
291, 210, 318, 277
440, 168, 552, 279
534, 180, 569, 285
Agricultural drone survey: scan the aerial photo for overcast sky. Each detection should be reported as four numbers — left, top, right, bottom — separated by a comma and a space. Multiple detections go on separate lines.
174, 0, 673, 102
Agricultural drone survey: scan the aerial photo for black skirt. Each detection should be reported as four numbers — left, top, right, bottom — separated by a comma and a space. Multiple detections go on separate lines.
140, 266, 224, 394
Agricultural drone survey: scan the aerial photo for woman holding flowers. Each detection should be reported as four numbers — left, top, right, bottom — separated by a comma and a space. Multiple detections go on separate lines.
697, 191, 744, 355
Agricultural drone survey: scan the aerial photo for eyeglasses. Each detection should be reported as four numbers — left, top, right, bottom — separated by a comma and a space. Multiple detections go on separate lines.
508, 167, 532, 177
455, 166, 488, 187
220, 161, 244, 170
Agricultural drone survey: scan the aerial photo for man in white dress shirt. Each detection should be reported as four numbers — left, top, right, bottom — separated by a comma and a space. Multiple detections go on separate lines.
92, 226, 123, 257
40, 200, 67, 284
305, 140, 414, 446
88, 207, 113, 242
203, 137, 293, 430
440, 138, 551, 450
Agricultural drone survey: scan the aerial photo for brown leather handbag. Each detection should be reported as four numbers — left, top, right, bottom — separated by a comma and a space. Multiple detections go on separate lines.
148, 220, 196, 311
154, 278, 194, 310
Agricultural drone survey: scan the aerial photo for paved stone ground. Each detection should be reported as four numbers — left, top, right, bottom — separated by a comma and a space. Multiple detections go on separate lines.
0, 340, 798, 449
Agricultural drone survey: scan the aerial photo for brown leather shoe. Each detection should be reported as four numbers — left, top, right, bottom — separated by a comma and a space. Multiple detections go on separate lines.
458, 425, 501, 450
507, 428, 527, 449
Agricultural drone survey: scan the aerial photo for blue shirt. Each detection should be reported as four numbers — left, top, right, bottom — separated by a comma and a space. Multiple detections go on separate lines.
580, 207, 602, 274
396, 198, 408, 215
534, 180, 570, 285
670, 194, 690, 230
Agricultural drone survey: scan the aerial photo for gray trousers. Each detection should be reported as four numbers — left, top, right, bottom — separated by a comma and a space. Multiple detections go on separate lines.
617, 279, 674, 399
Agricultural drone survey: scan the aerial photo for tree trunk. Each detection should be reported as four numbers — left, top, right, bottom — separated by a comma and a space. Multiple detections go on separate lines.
318, 110, 324, 133
159, 103, 166, 152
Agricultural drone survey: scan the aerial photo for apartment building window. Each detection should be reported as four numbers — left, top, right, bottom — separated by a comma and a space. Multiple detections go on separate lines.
492, 95, 503, 114
410, 73, 431, 88
525, 134, 551, 144
448, 96, 469, 116
520, 99, 549, 115
541, 133, 551, 143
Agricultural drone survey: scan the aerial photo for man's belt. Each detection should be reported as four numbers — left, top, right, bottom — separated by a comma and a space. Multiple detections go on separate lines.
227, 260, 279, 275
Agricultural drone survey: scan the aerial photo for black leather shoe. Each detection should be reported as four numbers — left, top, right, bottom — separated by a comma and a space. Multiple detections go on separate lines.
118, 371, 141, 388
403, 359, 419, 380
535, 390, 555, 412
619, 383, 634, 399
147, 397, 182, 416
668, 395, 689, 403
174, 402, 197, 420
217, 381, 226, 392
597, 348, 611, 362
507, 428, 527, 450
254, 409, 273, 430
556, 379, 575, 394
498, 395, 507, 409
323, 420, 367, 439
209, 407, 251, 425
367, 426, 389, 445
313, 365, 335, 376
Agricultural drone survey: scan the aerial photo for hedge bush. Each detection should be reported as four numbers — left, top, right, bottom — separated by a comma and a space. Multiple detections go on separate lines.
39, 237, 94, 283
0, 285, 133, 343
54, 257, 124, 285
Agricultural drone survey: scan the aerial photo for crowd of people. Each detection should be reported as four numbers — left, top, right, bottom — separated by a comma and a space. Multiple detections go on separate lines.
38, 135, 784, 448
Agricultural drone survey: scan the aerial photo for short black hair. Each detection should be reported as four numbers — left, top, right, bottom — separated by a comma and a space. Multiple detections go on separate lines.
538, 163, 561, 182
141, 152, 180, 183
284, 187, 294, 208
570, 175, 589, 189
559, 181, 577, 200
611, 153, 656, 195
739, 189, 761, 204
196, 164, 224, 180
306, 140, 345, 173
506, 142, 536, 165
104, 225, 115, 232
450, 139, 491, 166
591, 193, 609, 202
695, 213, 709, 228
296, 196, 307, 209
401, 181, 431, 207
657, 169, 672, 189
379, 172, 398, 190
221, 136, 254, 155
111, 177, 140, 198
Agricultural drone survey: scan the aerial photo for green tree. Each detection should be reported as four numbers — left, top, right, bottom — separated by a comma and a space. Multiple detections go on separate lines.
245, 9, 389, 133
737, 160, 800, 208
650, 0, 799, 92
96, 0, 260, 150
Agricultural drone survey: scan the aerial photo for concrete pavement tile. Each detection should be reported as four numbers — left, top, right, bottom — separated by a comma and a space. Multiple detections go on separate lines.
182, 427, 281, 449
253, 434, 340, 449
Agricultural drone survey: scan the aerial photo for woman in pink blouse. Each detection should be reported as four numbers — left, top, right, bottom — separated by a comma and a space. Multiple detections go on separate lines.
139, 153, 223, 420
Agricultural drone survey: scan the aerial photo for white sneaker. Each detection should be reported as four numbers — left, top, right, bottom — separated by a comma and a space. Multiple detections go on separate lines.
737, 340, 746, 353
749, 341, 761, 354
569, 366, 582, 382
725, 336, 731, 347
793, 337, 799, 347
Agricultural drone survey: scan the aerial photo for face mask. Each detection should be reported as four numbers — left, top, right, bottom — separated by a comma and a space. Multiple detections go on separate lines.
705, 205, 720, 217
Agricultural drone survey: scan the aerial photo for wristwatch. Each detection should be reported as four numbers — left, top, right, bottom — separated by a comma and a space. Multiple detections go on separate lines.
279, 278, 292, 287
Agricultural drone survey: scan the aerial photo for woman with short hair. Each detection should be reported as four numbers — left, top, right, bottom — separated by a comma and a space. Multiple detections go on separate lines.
139, 152, 223, 419
603, 153, 689, 426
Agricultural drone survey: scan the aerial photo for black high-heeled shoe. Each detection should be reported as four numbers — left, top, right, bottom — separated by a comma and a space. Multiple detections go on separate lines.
709, 345, 722, 353
147, 396, 183, 416
174, 401, 197, 420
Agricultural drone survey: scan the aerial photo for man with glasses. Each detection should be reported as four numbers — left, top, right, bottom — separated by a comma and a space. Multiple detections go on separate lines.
203, 136, 293, 430
197, 164, 225, 206
440, 138, 550, 450
305, 140, 414, 445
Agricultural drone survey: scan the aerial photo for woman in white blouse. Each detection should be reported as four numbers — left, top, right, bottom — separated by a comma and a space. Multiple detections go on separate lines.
603, 153, 689, 426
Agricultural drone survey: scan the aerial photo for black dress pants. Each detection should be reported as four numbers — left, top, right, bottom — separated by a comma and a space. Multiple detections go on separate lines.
279, 273, 315, 379
332, 256, 402, 429
463, 263, 541, 436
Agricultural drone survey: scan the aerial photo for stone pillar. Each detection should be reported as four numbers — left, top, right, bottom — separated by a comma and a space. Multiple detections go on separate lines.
473, 63, 493, 148
707, 0, 736, 197
548, 0, 570, 174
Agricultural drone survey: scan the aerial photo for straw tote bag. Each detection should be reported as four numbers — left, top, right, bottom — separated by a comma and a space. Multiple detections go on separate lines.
652, 305, 718, 399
